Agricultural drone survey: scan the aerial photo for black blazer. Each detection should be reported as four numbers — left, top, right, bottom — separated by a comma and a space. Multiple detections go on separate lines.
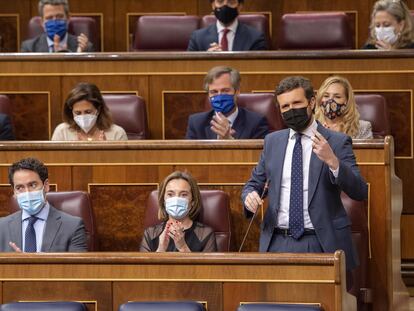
21, 33, 94, 52
0, 114, 14, 140
187, 21, 267, 51
186, 107, 269, 139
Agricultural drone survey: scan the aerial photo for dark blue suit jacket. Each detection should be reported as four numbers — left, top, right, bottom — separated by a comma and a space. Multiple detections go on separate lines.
0, 114, 14, 140
21, 33, 94, 52
187, 22, 267, 51
241, 123, 368, 270
186, 107, 269, 139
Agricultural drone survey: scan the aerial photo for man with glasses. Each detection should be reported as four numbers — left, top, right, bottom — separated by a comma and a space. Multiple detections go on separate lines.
21, 0, 93, 52
186, 66, 269, 139
0, 157, 87, 252
188, 0, 267, 51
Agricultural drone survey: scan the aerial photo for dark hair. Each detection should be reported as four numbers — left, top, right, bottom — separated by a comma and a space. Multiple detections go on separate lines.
63, 82, 113, 131
275, 76, 315, 103
8, 157, 48, 187
38, 0, 69, 18
157, 171, 202, 221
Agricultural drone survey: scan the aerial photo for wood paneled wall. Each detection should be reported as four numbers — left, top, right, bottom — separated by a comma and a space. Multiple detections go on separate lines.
2, 0, 414, 51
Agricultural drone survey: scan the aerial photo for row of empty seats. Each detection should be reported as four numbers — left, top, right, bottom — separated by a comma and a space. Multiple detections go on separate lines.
6, 189, 368, 305
25, 12, 357, 51
0, 92, 390, 140
0, 301, 322, 310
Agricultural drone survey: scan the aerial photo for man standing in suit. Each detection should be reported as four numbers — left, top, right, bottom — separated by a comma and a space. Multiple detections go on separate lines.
0, 157, 87, 252
187, 0, 267, 51
242, 76, 368, 271
186, 66, 269, 139
21, 0, 93, 53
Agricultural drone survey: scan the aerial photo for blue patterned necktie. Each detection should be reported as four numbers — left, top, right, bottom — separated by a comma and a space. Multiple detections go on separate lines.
24, 216, 38, 252
289, 133, 304, 239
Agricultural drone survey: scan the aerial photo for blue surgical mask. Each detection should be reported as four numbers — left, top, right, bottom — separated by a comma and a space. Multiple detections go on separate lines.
16, 188, 45, 216
210, 94, 236, 114
45, 19, 68, 41
165, 197, 189, 220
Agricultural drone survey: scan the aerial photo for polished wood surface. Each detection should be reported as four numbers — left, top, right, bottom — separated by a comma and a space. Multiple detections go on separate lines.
0, 138, 407, 310
0, 251, 354, 311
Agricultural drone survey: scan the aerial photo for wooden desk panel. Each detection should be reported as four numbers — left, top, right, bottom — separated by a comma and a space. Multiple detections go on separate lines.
0, 252, 354, 311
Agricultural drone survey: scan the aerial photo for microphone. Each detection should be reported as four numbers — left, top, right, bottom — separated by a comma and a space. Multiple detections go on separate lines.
238, 180, 270, 252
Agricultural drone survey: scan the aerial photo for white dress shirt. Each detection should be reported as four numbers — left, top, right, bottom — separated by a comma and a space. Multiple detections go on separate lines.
216, 19, 238, 51
21, 202, 50, 252
276, 119, 339, 229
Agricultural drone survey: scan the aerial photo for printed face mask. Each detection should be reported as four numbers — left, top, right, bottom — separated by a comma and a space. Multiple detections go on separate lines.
320, 98, 347, 120
210, 94, 235, 114
16, 188, 45, 216
165, 197, 189, 220
45, 19, 68, 40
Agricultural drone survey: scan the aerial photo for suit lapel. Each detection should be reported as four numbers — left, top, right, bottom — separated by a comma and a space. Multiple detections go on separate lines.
232, 108, 245, 139
204, 110, 216, 139
8, 212, 22, 249
207, 24, 219, 48
308, 124, 330, 205
233, 23, 245, 51
41, 206, 62, 251
273, 131, 289, 210
38, 34, 50, 52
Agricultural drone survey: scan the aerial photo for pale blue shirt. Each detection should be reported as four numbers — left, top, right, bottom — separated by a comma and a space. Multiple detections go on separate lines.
21, 202, 50, 252
277, 119, 339, 229
46, 33, 69, 52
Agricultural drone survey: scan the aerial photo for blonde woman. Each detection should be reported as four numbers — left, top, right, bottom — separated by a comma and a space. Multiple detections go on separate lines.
363, 0, 414, 49
315, 76, 373, 139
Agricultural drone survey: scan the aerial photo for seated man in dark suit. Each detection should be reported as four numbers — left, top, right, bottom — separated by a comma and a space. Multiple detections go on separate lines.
0, 157, 87, 252
0, 113, 15, 140
21, 0, 93, 53
186, 66, 269, 139
187, 0, 267, 51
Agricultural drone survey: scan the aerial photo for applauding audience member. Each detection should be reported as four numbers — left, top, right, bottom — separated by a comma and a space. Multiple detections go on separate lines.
363, 0, 414, 49
188, 0, 267, 51
52, 82, 127, 141
21, 0, 93, 53
315, 76, 373, 139
140, 171, 217, 252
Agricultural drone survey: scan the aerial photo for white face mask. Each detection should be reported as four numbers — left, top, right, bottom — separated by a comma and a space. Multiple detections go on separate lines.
74, 114, 98, 133
375, 26, 398, 45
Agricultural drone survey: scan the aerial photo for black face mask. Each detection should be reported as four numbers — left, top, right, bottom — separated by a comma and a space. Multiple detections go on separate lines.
214, 5, 239, 25
282, 107, 312, 132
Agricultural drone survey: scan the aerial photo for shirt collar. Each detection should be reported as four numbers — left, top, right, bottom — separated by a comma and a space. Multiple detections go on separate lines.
22, 201, 50, 221
216, 18, 238, 34
289, 118, 317, 140
46, 33, 68, 50
226, 106, 239, 125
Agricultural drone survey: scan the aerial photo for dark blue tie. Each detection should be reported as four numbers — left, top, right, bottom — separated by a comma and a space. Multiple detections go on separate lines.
289, 133, 304, 239
24, 216, 38, 253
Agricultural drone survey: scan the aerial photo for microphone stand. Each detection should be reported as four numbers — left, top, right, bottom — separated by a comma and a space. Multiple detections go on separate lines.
238, 180, 269, 252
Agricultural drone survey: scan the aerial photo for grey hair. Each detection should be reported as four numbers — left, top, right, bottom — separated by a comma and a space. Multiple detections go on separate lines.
203, 66, 241, 91
38, 0, 69, 18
